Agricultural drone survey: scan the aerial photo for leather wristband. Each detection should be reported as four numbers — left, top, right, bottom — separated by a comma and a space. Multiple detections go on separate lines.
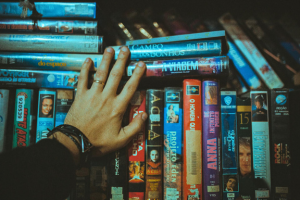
47, 124, 93, 168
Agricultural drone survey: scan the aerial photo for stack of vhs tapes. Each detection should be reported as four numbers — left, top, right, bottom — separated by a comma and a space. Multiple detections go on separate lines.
1, 2, 299, 200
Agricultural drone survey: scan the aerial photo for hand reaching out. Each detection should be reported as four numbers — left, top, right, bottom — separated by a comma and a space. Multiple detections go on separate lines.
52, 46, 147, 163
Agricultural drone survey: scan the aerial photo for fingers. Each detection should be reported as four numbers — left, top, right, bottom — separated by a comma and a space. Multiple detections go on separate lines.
117, 61, 145, 107
117, 112, 148, 146
77, 58, 94, 94
103, 46, 130, 95
91, 47, 114, 92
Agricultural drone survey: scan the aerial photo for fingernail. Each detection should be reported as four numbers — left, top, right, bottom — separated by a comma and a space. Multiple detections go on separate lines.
106, 47, 113, 53
85, 58, 90, 63
138, 61, 144, 67
142, 112, 148, 121
121, 46, 128, 52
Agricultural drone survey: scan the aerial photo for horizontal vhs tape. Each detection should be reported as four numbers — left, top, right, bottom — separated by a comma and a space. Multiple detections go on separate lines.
127, 56, 229, 77
113, 39, 222, 60
0, 34, 103, 53
0, 69, 82, 88
0, 52, 103, 71
0, 2, 96, 18
0, 19, 97, 35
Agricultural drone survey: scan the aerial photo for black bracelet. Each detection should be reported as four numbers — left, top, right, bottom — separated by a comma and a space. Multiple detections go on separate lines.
47, 124, 93, 168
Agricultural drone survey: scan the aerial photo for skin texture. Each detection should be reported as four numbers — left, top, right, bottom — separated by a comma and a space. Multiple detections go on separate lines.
150, 149, 159, 163
49, 46, 147, 165
239, 144, 252, 176
226, 178, 237, 191
41, 98, 53, 116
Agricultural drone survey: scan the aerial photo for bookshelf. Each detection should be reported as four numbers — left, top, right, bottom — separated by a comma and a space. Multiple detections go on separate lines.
0, 0, 300, 199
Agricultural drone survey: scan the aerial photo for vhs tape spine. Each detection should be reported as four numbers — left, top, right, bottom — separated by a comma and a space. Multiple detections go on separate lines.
202, 18, 263, 90
271, 89, 291, 200
0, 52, 103, 71
250, 90, 271, 200
163, 87, 183, 200
183, 79, 202, 200
221, 90, 239, 200
107, 148, 128, 200
259, 16, 300, 67
0, 89, 9, 152
237, 97, 255, 200
55, 90, 74, 127
202, 80, 221, 200
72, 166, 90, 200
113, 39, 222, 60
90, 158, 108, 200
126, 56, 229, 77
128, 91, 146, 200
218, 13, 284, 89
146, 89, 164, 200
0, 2, 96, 18
12, 89, 33, 148
0, 69, 80, 89
36, 89, 56, 143
0, 19, 97, 35
0, 34, 103, 53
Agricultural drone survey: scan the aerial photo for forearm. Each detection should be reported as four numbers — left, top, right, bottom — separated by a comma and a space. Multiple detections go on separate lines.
0, 139, 76, 200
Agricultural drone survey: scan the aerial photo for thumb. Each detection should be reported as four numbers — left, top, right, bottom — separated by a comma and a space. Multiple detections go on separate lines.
118, 112, 148, 145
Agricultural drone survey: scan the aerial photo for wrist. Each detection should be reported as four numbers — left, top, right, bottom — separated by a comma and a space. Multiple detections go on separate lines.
48, 131, 80, 165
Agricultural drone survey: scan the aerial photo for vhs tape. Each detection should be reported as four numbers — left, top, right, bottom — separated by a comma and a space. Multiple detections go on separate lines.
0, 89, 9, 152
271, 89, 291, 200
128, 91, 146, 200
183, 79, 202, 200
0, 52, 103, 71
35, 89, 56, 143
12, 89, 34, 148
219, 13, 284, 89
251, 90, 271, 200
0, 2, 96, 18
0, 19, 97, 34
126, 56, 229, 77
0, 34, 103, 53
221, 90, 239, 200
146, 89, 164, 200
54, 89, 74, 127
237, 96, 255, 200
163, 87, 183, 200
0, 69, 81, 89
113, 39, 223, 60
202, 80, 221, 200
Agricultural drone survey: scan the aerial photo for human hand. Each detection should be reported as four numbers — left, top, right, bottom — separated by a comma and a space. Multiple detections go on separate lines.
64, 46, 147, 157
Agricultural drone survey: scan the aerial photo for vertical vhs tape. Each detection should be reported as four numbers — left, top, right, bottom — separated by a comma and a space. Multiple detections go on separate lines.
219, 13, 284, 89
237, 97, 255, 200
12, 89, 34, 148
36, 89, 56, 143
55, 90, 74, 127
107, 148, 128, 200
0, 34, 103, 53
90, 158, 108, 200
221, 90, 239, 200
183, 79, 202, 200
0, 89, 9, 152
202, 80, 221, 200
163, 87, 183, 200
146, 89, 164, 200
271, 89, 291, 200
128, 91, 146, 200
251, 90, 271, 200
